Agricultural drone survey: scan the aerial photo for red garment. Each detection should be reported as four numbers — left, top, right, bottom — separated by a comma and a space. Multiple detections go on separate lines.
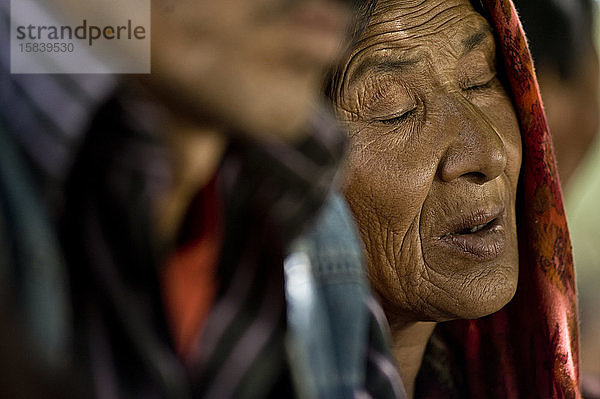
162, 177, 222, 361
439, 1, 580, 397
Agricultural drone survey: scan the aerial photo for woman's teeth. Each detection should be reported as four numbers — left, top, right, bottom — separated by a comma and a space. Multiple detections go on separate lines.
469, 223, 487, 233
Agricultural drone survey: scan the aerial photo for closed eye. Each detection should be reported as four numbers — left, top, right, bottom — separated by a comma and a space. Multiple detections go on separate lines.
375, 105, 417, 125
465, 80, 493, 91
464, 73, 496, 92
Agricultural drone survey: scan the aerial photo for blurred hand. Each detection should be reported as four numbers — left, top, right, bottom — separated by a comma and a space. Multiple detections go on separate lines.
147, 0, 350, 142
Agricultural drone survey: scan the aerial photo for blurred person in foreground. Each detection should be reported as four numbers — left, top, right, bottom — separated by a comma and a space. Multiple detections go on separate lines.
513, 0, 600, 396
0, 0, 404, 397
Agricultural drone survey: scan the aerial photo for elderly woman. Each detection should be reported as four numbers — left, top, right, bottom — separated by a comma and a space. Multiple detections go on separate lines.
329, 0, 580, 397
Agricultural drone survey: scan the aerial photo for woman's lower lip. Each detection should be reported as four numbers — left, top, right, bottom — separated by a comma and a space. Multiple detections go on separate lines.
438, 222, 506, 261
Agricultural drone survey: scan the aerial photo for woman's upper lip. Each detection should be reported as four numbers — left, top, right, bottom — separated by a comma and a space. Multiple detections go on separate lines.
439, 203, 506, 238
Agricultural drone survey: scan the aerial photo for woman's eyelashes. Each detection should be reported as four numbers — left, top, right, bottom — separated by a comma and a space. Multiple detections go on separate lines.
462, 72, 497, 95
375, 104, 417, 125
360, 72, 496, 127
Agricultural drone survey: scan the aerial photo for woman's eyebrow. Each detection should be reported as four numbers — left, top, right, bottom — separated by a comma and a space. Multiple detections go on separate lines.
462, 25, 493, 55
348, 58, 420, 86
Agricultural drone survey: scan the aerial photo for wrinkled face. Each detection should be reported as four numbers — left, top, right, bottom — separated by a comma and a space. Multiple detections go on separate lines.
333, 0, 522, 325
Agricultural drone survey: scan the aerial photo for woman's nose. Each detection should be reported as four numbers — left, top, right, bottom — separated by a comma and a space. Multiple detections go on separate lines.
438, 92, 507, 184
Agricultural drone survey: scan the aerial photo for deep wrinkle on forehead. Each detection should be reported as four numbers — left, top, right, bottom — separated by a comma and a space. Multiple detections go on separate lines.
363, 0, 482, 39
346, 23, 493, 90
340, 0, 494, 96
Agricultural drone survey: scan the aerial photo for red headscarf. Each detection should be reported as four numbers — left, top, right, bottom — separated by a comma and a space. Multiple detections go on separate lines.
438, 0, 580, 397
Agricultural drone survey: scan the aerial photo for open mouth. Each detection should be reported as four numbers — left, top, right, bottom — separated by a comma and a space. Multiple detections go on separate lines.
438, 206, 506, 261
454, 216, 501, 236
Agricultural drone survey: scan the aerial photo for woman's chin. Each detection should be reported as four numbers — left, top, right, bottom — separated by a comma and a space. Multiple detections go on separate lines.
382, 259, 519, 325
430, 264, 519, 321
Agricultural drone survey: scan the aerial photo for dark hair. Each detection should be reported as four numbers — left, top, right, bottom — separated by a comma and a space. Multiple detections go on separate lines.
512, 0, 596, 80
347, 0, 379, 43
